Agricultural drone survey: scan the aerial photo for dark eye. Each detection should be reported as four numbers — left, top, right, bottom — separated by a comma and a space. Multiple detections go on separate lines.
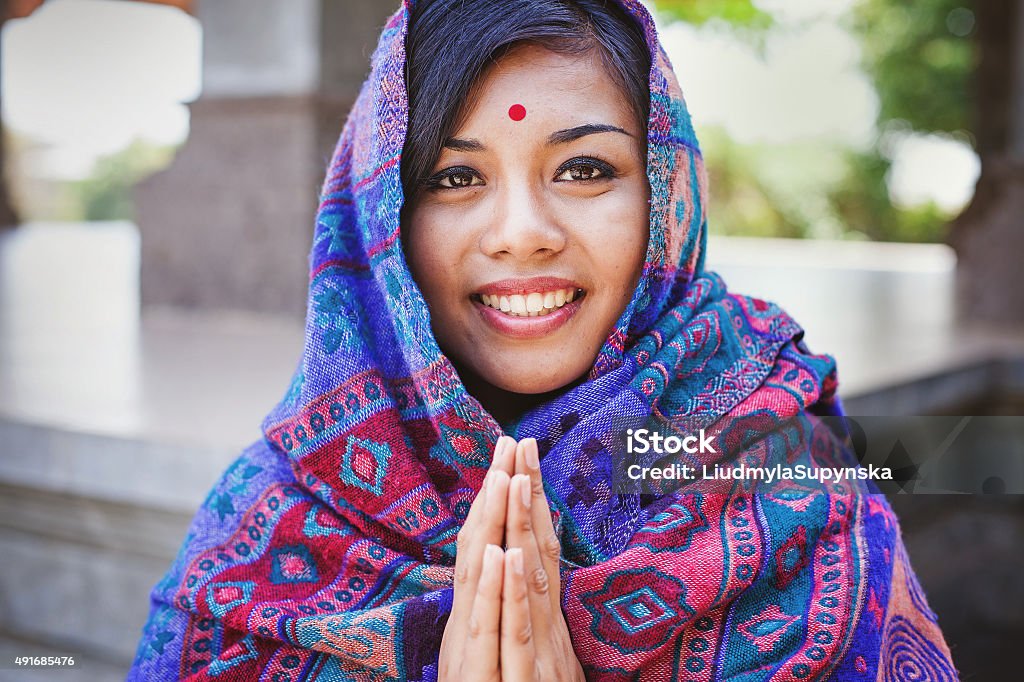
444, 171, 478, 188
425, 166, 484, 190
555, 157, 615, 182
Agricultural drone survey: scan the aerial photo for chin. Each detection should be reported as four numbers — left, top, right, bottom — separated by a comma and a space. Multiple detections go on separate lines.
480, 361, 589, 396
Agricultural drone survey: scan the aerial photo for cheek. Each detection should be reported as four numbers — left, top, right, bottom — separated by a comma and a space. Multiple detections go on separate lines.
404, 211, 455, 298
580, 193, 650, 295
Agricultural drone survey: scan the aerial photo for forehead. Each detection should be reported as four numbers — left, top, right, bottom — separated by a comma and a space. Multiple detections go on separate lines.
457, 43, 637, 132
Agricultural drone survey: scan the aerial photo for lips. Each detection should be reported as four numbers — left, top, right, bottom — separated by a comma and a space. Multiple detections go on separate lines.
471, 277, 586, 337
476, 287, 580, 317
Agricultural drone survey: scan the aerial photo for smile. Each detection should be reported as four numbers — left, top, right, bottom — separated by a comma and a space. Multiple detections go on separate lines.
474, 288, 584, 317
470, 278, 587, 339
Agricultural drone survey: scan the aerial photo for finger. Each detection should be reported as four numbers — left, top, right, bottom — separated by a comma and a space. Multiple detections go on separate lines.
512, 436, 528, 473
455, 437, 515, 581
500, 547, 537, 681
451, 439, 514, 631
491, 435, 517, 476
465, 544, 504, 678
452, 470, 510, 627
462, 436, 516, 533
517, 439, 563, 610
504, 473, 557, 646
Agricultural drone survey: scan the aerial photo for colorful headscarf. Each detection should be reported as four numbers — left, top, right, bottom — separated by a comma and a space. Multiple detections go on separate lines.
130, 1, 958, 679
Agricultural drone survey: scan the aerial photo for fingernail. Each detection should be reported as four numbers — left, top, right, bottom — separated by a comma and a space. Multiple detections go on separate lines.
508, 547, 524, 575
517, 474, 531, 508
525, 439, 540, 470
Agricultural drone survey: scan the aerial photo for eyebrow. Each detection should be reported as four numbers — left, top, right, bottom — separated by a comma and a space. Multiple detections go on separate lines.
548, 123, 631, 145
442, 123, 632, 151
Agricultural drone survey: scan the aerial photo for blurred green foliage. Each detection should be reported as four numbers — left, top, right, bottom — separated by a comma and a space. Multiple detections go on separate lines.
699, 127, 848, 240
653, 0, 772, 30
850, 0, 975, 135
71, 140, 173, 221
840, 0, 976, 242
651, 0, 978, 243
827, 148, 953, 242
8, 134, 172, 222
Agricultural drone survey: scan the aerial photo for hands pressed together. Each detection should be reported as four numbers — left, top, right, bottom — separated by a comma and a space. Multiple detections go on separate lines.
438, 437, 586, 682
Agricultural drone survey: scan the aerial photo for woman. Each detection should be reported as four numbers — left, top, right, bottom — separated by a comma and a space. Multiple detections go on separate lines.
130, 0, 958, 680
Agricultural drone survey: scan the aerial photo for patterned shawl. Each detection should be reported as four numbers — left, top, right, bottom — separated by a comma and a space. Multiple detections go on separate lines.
130, 1, 958, 679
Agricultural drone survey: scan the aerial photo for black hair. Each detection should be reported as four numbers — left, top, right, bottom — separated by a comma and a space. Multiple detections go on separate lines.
401, 0, 651, 196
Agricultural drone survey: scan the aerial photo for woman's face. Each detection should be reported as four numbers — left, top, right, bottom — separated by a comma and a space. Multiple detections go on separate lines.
404, 43, 649, 397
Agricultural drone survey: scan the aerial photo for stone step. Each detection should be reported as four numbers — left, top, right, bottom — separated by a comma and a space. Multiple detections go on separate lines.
0, 480, 193, 668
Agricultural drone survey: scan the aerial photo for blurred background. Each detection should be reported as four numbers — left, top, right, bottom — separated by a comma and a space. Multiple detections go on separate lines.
0, 0, 1021, 679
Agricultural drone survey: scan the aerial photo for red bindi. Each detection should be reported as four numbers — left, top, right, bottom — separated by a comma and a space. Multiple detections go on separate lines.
508, 104, 527, 121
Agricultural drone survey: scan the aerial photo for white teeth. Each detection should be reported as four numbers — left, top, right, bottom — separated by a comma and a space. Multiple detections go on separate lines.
478, 287, 582, 316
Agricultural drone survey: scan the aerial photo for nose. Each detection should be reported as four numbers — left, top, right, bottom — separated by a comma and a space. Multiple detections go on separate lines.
479, 181, 567, 260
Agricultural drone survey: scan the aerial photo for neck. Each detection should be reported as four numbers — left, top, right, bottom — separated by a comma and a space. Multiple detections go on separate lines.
453, 361, 585, 429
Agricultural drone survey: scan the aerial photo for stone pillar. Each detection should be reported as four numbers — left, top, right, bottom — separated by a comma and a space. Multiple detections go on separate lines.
949, 0, 1024, 326
135, 0, 396, 316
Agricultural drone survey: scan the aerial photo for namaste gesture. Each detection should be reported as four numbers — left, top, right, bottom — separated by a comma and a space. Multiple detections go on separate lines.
438, 437, 587, 681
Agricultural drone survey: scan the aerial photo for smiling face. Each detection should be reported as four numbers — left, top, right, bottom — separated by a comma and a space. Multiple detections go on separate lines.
403, 42, 650, 412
